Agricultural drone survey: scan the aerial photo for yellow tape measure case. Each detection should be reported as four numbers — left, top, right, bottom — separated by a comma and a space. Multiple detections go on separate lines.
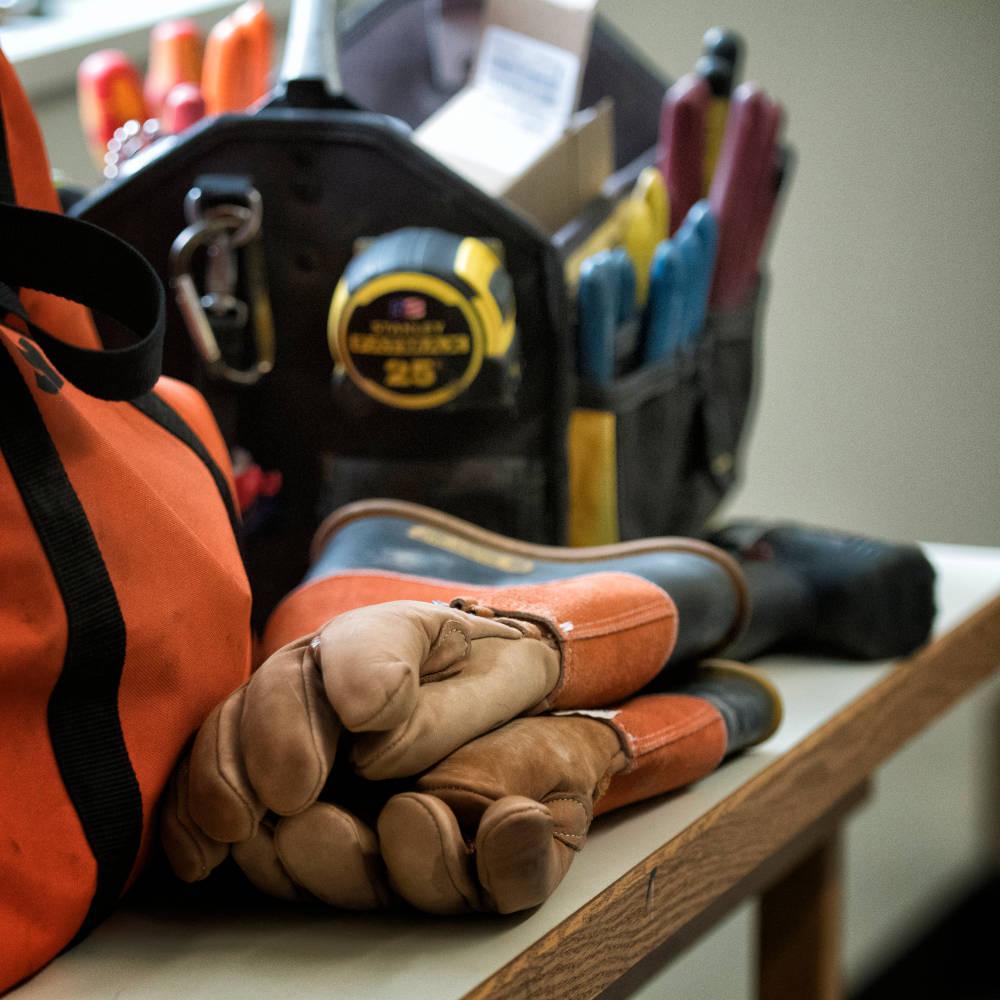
329, 229, 518, 411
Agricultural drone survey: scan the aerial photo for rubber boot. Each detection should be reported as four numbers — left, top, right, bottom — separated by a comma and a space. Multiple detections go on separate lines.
262, 498, 749, 664
707, 521, 936, 660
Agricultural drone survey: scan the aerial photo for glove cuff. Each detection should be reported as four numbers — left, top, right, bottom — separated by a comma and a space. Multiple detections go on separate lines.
455, 572, 678, 710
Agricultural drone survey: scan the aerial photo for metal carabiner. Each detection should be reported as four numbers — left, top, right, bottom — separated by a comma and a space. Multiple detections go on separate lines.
169, 213, 275, 386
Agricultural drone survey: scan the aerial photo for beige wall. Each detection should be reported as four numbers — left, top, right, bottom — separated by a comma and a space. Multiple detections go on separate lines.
596, 1, 1000, 995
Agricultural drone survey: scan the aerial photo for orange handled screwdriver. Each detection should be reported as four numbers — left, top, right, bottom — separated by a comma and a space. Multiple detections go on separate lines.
234, 0, 275, 104
161, 82, 206, 134
77, 50, 147, 168
144, 19, 203, 118
202, 15, 253, 115
203, 2, 273, 116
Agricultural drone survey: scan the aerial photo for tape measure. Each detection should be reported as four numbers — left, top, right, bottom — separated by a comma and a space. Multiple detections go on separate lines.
328, 228, 516, 410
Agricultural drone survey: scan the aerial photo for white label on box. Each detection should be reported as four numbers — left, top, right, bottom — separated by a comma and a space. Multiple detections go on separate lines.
475, 25, 581, 128
415, 88, 560, 192
414, 21, 587, 194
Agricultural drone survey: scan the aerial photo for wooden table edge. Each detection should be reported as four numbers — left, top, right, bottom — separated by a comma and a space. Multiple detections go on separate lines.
462, 592, 1000, 1000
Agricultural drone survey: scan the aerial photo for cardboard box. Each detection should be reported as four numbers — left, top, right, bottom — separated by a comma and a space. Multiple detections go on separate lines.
414, 0, 603, 230
503, 98, 613, 232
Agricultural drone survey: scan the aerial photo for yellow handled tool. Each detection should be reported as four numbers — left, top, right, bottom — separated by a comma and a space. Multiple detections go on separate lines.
564, 166, 668, 305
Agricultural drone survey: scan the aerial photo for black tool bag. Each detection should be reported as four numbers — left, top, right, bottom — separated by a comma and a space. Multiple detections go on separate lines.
74, 0, 777, 621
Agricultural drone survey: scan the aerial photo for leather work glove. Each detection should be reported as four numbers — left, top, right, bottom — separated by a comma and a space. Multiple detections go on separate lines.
161, 574, 677, 899
377, 660, 782, 915
161, 746, 394, 908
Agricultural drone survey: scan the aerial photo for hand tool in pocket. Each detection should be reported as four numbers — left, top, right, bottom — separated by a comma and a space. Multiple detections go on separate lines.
563, 167, 665, 297
640, 237, 687, 365
328, 228, 517, 410
622, 166, 667, 305
76, 50, 147, 168
708, 83, 780, 309
577, 248, 634, 384
656, 73, 710, 236
144, 18, 203, 118
202, 1, 272, 115
696, 53, 737, 195
378, 659, 781, 914
734, 98, 784, 307
638, 165, 669, 246
697, 27, 744, 192
701, 26, 744, 83
678, 199, 718, 345
675, 211, 704, 344
270, 0, 357, 109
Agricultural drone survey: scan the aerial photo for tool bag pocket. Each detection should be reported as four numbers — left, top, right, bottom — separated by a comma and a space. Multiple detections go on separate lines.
687, 284, 764, 525
318, 452, 549, 541
568, 283, 763, 546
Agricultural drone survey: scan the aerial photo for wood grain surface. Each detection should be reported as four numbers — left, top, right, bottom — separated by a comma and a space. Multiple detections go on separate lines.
462, 593, 1000, 1000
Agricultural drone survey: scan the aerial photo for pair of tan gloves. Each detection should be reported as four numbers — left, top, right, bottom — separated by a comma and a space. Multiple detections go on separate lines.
162, 572, 778, 914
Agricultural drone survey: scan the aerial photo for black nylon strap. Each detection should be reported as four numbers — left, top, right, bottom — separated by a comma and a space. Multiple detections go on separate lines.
0, 343, 143, 943
0, 203, 165, 400
0, 92, 162, 397
131, 391, 241, 539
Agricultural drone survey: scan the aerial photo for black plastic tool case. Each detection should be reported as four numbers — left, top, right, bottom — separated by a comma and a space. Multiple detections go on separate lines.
75, 0, 765, 622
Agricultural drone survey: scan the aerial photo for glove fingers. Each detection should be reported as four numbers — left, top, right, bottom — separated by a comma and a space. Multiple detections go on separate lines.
475, 796, 579, 914
316, 603, 523, 735
241, 637, 341, 816
275, 802, 391, 910
378, 792, 481, 914
232, 821, 301, 902
160, 757, 229, 882
187, 686, 266, 842
352, 637, 557, 779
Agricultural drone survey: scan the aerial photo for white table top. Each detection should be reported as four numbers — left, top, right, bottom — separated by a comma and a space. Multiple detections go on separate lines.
15, 543, 1000, 1000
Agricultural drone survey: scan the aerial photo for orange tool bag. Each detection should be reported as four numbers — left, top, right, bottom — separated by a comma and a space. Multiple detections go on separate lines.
0, 50, 252, 991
